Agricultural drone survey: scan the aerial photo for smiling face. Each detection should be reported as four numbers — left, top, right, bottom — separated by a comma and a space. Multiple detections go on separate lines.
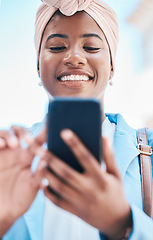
39, 10, 112, 101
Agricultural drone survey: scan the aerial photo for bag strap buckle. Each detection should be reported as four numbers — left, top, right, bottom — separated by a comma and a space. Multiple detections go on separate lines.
137, 143, 152, 156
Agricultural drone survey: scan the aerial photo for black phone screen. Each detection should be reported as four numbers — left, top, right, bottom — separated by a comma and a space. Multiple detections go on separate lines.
47, 97, 102, 173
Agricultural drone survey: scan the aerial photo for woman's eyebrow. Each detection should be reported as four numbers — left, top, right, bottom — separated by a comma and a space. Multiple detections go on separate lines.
46, 34, 69, 42
81, 33, 103, 41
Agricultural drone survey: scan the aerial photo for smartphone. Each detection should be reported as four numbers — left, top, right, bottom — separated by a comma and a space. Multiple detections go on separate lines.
47, 97, 102, 173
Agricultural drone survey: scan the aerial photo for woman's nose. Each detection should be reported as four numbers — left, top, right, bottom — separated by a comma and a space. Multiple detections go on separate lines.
63, 49, 87, 67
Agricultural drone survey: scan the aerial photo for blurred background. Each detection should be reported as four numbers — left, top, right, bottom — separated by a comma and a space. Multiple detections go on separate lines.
0, 0, 153, 129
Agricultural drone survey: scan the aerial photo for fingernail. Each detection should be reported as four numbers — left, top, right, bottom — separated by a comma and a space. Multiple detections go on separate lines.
20, 139, 28, 149
42, 178, 49, 186
60, 129, 72, 140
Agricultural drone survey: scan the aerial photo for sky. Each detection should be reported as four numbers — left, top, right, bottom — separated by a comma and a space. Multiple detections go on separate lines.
0, 0, 151, 129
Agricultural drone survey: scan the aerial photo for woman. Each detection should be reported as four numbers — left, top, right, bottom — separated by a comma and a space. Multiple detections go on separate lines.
1, 0, 153, 239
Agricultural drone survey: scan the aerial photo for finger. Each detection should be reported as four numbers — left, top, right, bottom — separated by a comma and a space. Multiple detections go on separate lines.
0, 130, 19, 148
0, 138, 6, 149
43, 167, 80, 203
11, 125, 34, 145
44, 187, 77, 216
60, 129, 101, 174
12, 126, 46, 156
34, 127, 47, 146
102, 137, 121, 179
26, 128, 47, 156
12, 126, 37, 157
32, 160, 48, 189
42, 151, 83, 191
27, 142, 45, 157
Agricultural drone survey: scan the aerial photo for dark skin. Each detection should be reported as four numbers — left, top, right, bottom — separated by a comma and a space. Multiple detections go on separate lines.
0, 128, 132, 239
0, 10, 132, 239
38, 11, 132, 239
39, 10, 113, 115
42, 130, 132, 239
0, 127, 47, 237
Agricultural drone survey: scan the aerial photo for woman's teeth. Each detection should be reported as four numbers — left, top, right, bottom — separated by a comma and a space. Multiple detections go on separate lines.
60, 75, 89, 81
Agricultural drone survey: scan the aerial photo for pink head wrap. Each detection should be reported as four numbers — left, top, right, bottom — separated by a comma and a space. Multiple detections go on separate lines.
35, 0, 119, 74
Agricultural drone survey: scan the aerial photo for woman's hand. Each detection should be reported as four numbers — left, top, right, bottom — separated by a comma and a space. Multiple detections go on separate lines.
0, 127, 46, 237
0, 129, 19, 149
42, 129, 132, 239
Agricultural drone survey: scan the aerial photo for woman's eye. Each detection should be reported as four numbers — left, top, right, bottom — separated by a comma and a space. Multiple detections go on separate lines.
83, 47, 100, 52
49, 46, 66, 52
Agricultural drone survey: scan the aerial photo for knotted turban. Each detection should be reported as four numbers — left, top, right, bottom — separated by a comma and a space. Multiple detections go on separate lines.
35, 0, 119, 74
